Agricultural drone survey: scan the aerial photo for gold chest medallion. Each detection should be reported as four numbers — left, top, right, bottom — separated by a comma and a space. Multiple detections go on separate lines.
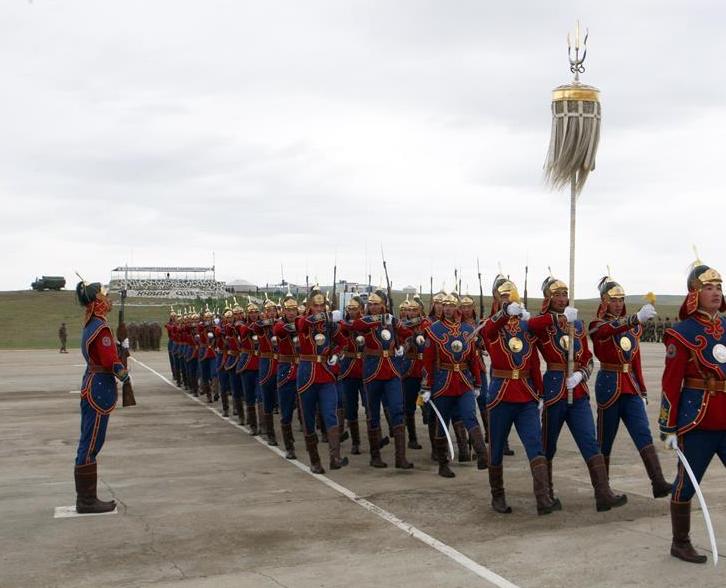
559, 335, 570, 351
508, 337, 523, 353
619, 336, 632, 352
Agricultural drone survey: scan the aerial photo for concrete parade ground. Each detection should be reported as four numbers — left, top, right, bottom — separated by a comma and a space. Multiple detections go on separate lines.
1, 345, 724, 588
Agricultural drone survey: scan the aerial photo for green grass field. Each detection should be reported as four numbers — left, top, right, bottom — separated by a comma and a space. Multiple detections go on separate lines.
0, 289, 683, 350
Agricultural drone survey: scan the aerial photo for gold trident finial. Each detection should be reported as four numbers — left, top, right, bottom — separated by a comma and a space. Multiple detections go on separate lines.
567, 20, 589, 81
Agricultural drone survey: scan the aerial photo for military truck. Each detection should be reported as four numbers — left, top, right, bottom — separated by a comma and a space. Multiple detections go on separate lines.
31, 276, 66, 291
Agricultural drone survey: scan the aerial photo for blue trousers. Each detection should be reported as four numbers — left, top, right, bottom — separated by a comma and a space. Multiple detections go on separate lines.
342, 377, 367, 422
597, 393, 653, 457
489, 400, 543, 466
476, 372, 489, 411
299, 382, 338, 435
229, 370, 243, 401
259, 376, 277, 414
241, 370, 260, 407
217, 356, 229, 395
402, 377, 421, 417
75, 397, 111, 465
672, 429, 726, 502
542, 396, 599, 461
365, 378, 404, 429
186, 358, 198, 386
432, 391, 479, 437
277, 379, 297, 425
200, 357, 212, 384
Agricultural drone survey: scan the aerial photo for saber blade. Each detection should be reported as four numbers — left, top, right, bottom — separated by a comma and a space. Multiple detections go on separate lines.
427, 399, 455, 461
674, 446, 719, 566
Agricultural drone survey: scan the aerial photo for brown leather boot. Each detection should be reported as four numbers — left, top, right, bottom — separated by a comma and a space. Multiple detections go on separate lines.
305, 434, 325, 474
670, 501, 707, 563
337, 408, 350, 442
328, 426, 349, 470
281, 423, 296, 459
453, 421, 470, 462
349, 420, 361, 455
428, 418, 437, 461
257, 402, 266, 436
435, 436, 455, 478
317, 409, 328, 443
479, 409, 489, 444
237, 399, 246, 426
212, 378, 220, 401
368, 424, 388, 468
203, 381, 213, 403
74, 463, 116, 514
264, 413, 278, 446
604, 454, 610, 476
587, 454, 627, 511
545, 460, 562, 510
468, 426, 488, 470
531, 456, 559, 515
640, 444, 672, 498
393, 424, 413, 469
221, 393, 229, 417
246, 403, 259, 435
406, 414, 422, 449
489, 464, 512, 513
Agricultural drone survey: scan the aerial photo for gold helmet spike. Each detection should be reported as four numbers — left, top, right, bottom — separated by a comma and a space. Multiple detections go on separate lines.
203, 305, 213, 318
170, 305, 178, 317
263, 292, 276, 310
246, 295, 260, 313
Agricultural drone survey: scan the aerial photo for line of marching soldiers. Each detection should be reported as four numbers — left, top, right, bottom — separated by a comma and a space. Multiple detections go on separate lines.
165, 261, 726, 564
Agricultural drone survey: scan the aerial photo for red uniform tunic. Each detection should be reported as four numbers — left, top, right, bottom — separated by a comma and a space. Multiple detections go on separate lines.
422, 318, 482, 397
253, 319, 278, 384
349, 315, 402, 382
334, 322, 364, 380
272, 319, 298, 387
237, 323, 260, 371
294, 314, 338, 391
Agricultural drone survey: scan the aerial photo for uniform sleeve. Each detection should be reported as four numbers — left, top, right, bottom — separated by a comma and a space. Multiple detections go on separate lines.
484, 312, 509, 342
659, 334, 689, 434
589, 316, 638, 341
421, 334, 435, 390
526, 313, 553, 335
529, 346, 543, 396
576, 324, 594, 381
90, 327, 128, 381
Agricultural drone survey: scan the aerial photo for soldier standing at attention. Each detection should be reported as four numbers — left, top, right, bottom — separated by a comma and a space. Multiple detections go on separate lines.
73, 278, 133, 513
59, 322, 68, 353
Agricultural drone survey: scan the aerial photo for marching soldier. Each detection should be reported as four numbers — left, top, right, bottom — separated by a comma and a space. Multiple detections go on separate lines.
225, 300, 245, 424
165, 308, 179, 385
483, 275, 557, 515
295, 286, 348, 472
656, 316, 665, 343
237, 299, 261, 435
215, 305, 232, 417
420, 292, 488, 478
198, 307, 217, 403
185, 311, 200, 396
58, 322, 68, 353
336, 295, 368, 455
348, 289, 413, 470
253, 296, 280, 446
399, 295, 428, 450
529, 275, 627, 511
659, 261, 726, 564
273, 291, 302, 459
73, 279, 133, 513
589, 275, 671, 498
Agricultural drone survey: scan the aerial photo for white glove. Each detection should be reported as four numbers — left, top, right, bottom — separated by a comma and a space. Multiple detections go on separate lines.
538, 398, 544, 413
415, 335, 425, 346
384, 313, 394, 325
473, 387, 481, 398
664, 434, 678, 450
566, 372, 583, 390
563, 306, 578, 323
506, 302, 523, 317
213, 317, 221, 325
327, 354, 338, 366
420, 390, 431, 403
642, 395, 648, 407
121, 338, 130, 350
520, 309, 531, 321
207, 332, 214, 339
331, 310, 343, 322
637, 304, 657, 323
394, 345, 404, 357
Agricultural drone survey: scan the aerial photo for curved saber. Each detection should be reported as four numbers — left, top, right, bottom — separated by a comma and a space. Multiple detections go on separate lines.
427, 399, 455, 461
674, 446, 719, 566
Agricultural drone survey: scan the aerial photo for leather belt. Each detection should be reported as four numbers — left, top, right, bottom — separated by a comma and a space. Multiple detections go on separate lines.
547, 362, 581, 372
299, 354, 325, 363
277, 354, 298, 364
341, 351, 363, 360
439, 362, 465, 372
684, 378, 726, 393
86, 364, 113, 374
406, 351, 424, 360
227, 351, 239, 357
491, 368, 530, 380
260, 352, 275, 359
600, 362, 631, 373
365, 349, 391, 358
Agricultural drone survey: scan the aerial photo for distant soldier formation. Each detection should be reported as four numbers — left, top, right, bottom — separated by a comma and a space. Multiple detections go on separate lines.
126, 321, 163, 351
155, 258, 726, 564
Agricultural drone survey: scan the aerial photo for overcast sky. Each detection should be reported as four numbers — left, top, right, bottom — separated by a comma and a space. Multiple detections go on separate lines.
1, 0, 723, 298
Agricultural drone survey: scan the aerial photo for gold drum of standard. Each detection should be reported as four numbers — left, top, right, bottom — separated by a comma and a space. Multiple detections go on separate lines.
619, 336, 632, 352
508, 337, 524, 353
559, 335, 570, 351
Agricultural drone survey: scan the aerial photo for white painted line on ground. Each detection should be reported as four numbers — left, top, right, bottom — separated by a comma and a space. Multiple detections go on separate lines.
54, 506, 118, 518
69, 390, 80, 394
130, 356, 519, 588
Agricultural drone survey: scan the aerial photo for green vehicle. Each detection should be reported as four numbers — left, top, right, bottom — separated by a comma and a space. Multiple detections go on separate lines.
31, 276, 66, 291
